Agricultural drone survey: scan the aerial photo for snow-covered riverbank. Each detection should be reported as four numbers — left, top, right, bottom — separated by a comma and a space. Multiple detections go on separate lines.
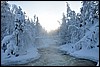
1, 46, 40, 66
59, 44, 99, 62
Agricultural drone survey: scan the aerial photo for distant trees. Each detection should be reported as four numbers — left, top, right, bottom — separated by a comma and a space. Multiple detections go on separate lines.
59, 13, 68, 44
35, 16, 47, 37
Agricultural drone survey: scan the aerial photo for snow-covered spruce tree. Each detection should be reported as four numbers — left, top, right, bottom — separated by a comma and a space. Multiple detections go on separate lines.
35, 16, 46, 37
14, 5, 25, 47
1, 1, 14, 40
13, 5, 40, 55
68, 2, 81, 44
1, 5, 25, 56
35, 17, 40, 37
30, 18, 36, 41
35, 17, 42, 46
1, 4, 27, 56
72, 1, 99, 51
59, 13, 68, 45
79, 1, 99, 49
33, 14, 37, 23
24, 17, 36, 47
80, 1, 99, 33
1, 1, 16, 54
59, 2, 73, 45
66, 2, 78, 26
59, 2, 86, 45
34, 16, 47, 47
75, 13, 81, 27
13, 6, 25, 54
68, 2, 86, 44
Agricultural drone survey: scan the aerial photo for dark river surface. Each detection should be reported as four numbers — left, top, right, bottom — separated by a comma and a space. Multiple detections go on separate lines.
10, 37, 97, 66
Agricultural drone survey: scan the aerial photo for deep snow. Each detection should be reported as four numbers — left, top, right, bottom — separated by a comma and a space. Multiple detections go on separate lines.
1, 46, 40, 66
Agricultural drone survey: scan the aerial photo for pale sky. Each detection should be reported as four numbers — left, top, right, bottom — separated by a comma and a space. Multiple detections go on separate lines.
8, 1, 82, 32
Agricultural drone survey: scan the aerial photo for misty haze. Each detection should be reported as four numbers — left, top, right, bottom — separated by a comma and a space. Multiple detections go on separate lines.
1, 1, 99, 66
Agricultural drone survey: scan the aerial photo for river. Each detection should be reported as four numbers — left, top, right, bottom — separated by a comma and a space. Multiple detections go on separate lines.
16, 37, 96, 66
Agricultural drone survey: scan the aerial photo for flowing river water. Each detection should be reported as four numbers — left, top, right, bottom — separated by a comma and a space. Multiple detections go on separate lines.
16, 37, 97, 66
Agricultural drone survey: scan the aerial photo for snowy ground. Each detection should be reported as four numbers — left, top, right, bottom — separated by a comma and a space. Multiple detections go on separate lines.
70, 47, 99, 62
59, 44, 99, 62
1, 46, 40, 66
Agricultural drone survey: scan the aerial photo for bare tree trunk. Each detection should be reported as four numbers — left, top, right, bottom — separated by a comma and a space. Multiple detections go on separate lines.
17, 34, 18, 46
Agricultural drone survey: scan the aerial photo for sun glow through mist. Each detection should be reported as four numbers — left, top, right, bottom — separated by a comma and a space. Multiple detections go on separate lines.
38, 13, 60, 32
